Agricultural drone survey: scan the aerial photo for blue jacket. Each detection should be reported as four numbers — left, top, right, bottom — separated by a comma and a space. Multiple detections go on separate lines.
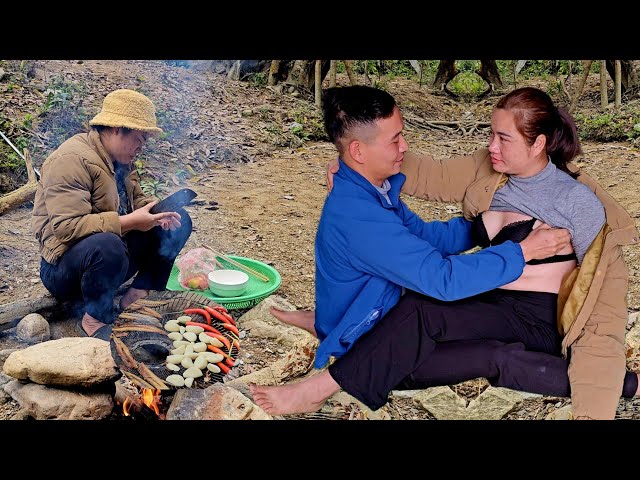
313, 159, 526, 368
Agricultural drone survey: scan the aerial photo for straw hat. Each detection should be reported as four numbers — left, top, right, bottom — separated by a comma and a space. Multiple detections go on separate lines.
89, 89, 163, 135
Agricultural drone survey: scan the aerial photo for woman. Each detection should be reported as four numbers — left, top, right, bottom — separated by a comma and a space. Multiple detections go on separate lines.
253, 87, 639, 419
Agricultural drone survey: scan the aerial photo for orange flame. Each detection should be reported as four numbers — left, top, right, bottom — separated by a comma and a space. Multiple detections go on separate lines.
142, 388, 161, 416
120, 388, 161, 417
123, 398, 132, 416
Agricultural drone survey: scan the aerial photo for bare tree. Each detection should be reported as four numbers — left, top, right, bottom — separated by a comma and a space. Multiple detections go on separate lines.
600, 60, 609, 110
344, 60, 357, 86
315, 60, 322, 108
615, 60, 622, 108
268, 60, 281, 86
605, 60, 637, 94
329, 60, 336, 87
569, 60, 594, 114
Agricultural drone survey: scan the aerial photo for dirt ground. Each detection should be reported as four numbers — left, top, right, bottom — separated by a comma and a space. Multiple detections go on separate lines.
1, 60, 640, 420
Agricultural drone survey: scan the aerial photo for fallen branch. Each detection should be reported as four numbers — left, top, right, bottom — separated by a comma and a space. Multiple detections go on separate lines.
0, 293, 59, 330
0, 148, 38, 216
0, 182, 37, 215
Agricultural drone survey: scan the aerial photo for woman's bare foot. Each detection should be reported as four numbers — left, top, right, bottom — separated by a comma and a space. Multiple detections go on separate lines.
270, 307, 317, 337
120, 287, 150, 310
249, 370, 340, 415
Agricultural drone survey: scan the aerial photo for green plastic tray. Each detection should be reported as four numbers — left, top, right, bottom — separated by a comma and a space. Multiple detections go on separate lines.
166, 255, 281, 310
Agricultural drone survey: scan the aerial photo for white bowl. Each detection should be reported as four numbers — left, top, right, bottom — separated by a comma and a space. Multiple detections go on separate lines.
208, 269, 249, 297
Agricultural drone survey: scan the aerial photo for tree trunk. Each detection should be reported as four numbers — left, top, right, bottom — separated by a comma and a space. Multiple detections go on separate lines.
615, 60, 622, 108
284, 60, 330, 92
433, 60, 457, 90
344, 60, 357, 86
569, 60, 594, 114
477, 59, 503, 90
600, 60, 609, 110
605, 60, 637, 94
227, 60, 242, 80
329, 60, 336, 87
268, 60, 281, 86
315, 60, 322, 108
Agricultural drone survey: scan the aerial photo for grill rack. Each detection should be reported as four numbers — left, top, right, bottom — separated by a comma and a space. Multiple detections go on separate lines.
109, 291, 239, 390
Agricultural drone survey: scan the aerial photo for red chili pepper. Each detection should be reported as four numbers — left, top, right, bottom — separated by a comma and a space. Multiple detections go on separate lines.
184, 308, 211, 326
204, 306, 236, 328
207, 345, 235, 367
214, 307, 236, 326
203, 331, 231, 351
216, 362, 230, 374
232, 339, 240, 353
219, 322, 240, 337
185, 321, 222, 335
213, 305, 228, 313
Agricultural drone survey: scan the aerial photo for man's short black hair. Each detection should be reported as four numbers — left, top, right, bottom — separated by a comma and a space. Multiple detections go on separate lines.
322, 86, 397, 150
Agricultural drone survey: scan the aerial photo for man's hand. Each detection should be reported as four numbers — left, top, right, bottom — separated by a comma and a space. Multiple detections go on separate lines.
519, 225, 572, 262
326, 158, 340, 192
120, 201, 181, 233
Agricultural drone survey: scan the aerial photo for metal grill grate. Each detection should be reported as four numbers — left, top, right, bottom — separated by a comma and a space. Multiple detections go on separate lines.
110, 291, 239, 390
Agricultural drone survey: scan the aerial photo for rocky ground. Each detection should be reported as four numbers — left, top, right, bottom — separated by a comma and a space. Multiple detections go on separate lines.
1, 60, 640, 420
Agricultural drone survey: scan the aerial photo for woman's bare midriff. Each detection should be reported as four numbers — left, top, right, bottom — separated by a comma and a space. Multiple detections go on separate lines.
481, 210, 577, 294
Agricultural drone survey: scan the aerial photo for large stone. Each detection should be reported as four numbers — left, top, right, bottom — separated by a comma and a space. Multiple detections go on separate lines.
16, 313, 50, 344
238, 295, 313, 346
2, 337, 120, 388
228, 337, 318, 387
4, 380, 113, 420
329, 391, 391, 420
413, 386, 522, 420
545, 404, 573, 420
166, 383, 271, 420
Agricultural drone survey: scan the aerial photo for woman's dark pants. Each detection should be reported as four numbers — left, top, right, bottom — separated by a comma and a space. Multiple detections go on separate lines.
329, 289, 638, 410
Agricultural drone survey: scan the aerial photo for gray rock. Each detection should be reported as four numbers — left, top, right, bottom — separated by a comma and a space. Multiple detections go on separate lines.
2, 337, 120, 388
16, 313, 51, 344
166, 383, 271, 420
4, 380, 113, 420
413, 386, 522, 420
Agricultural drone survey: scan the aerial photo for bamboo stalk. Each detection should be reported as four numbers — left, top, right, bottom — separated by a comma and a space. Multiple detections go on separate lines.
201, 245, 270, 282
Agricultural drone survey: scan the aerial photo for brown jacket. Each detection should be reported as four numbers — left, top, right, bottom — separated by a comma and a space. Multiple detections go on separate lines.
401, 147, 639, 419
31, 129, 153, 264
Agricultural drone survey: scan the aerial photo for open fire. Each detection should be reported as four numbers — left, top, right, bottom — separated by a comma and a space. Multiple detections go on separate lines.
116, 385, 167, 420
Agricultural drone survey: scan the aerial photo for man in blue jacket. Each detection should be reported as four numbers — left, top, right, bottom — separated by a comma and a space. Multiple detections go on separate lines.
250, 85, 569, 415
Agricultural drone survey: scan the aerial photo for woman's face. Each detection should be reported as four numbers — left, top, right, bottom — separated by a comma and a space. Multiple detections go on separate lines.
488, 108, 544, 178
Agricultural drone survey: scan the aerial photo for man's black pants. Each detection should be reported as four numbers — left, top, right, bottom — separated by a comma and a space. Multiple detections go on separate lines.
40, 209, 192, 324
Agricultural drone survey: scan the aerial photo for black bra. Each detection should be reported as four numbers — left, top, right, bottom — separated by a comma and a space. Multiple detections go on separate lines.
470, 214, 577, 265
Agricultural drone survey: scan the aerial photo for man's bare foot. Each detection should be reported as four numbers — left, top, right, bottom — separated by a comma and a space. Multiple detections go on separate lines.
81, 312, 107, 337
270, 307, 317, 337
249, 370, 341, 415
120, 287, 150, 310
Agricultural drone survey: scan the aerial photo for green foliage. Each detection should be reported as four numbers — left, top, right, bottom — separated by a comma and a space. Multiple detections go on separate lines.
140, 178, 168, 197
41, 76, 86, 115
246, 72, 268, 87
575, 108, 640, 141
290, 104, 326, 141
352, 60, 417, 79
22, 114, 33, 129
447, 71, 488, 97
154, 108, 174, 139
